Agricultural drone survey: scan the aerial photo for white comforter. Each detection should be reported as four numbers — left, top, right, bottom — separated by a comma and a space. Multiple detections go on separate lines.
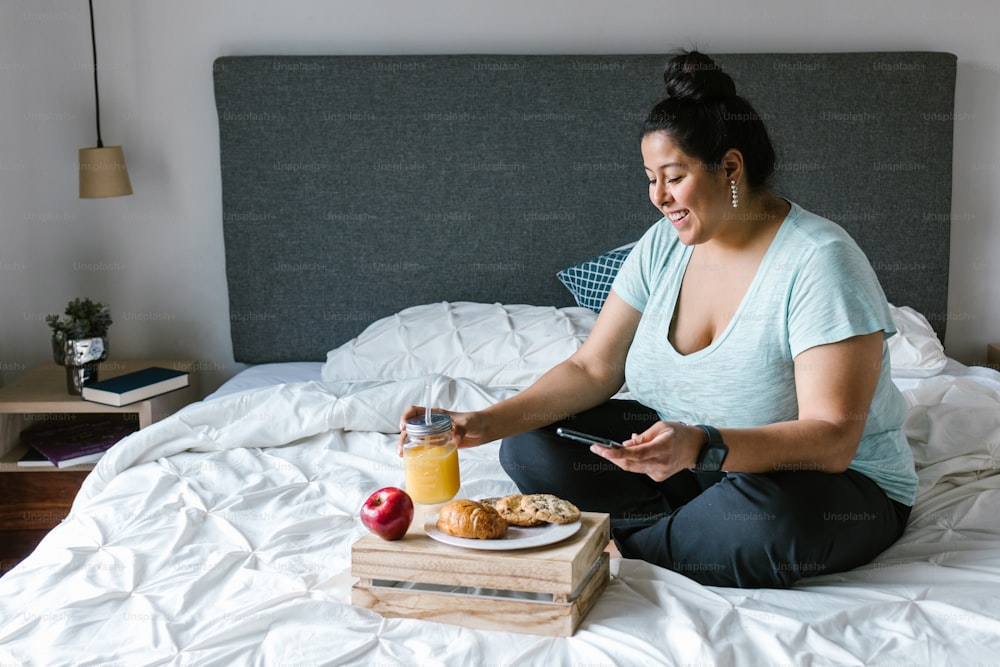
2, 369, 1000, 666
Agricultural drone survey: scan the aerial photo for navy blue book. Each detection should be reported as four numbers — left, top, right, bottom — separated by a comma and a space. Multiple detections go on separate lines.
17, 447, 55, 468
81, 366, 189, 406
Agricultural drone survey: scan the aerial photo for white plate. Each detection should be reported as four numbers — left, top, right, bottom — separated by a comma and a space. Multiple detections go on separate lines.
424, 518, 582, 551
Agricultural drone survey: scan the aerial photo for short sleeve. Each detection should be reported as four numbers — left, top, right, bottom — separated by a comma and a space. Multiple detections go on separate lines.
787, 240, 896, 358
610, 223, 663, 312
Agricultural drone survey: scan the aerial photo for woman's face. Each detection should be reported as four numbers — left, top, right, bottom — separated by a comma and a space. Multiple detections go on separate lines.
641, 131, 731, 246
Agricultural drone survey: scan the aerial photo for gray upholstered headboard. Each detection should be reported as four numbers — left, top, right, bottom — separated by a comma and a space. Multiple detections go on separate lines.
214, 52, 956, 363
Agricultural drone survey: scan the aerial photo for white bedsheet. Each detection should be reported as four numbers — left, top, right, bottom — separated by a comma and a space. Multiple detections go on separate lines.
2, 367, 1000, 666
204, 361, 323, 400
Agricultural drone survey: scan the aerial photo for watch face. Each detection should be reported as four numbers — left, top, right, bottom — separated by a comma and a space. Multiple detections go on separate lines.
699, 443, 728, 472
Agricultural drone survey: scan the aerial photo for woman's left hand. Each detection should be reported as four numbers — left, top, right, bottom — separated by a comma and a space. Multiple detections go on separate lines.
590, 421, 706, 482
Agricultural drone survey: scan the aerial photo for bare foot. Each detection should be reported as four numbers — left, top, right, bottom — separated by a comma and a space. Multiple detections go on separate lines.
604, 538, 621, 558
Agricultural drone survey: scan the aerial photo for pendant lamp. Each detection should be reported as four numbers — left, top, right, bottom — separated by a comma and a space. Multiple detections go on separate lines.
79, 0, 132, 198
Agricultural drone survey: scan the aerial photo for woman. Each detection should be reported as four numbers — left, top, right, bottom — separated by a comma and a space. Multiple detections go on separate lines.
401, 51, 916, 588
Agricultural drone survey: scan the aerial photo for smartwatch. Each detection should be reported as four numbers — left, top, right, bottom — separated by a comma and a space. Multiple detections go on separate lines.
692, 424, 729, 472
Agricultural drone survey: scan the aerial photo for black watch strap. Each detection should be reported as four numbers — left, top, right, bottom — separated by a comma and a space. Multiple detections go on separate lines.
692, 424, 729, 472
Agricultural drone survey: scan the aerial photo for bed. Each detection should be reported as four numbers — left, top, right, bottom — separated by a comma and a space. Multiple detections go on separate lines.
4, 51, 1000, 666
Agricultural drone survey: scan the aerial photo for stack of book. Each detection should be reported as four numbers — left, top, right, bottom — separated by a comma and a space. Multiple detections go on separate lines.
19, 417, 139, 468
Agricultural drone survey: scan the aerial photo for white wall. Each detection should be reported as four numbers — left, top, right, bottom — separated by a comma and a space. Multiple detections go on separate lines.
2, 0, 998, 393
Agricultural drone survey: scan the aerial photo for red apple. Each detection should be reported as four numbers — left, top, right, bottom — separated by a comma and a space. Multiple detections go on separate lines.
360, 487, 414, 540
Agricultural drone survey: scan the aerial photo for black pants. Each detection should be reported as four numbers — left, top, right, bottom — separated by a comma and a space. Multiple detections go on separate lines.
499, 400, 911, 588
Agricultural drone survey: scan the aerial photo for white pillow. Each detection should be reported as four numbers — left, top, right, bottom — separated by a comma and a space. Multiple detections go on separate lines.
888, 304, 948, 378
322, 301, 597, 386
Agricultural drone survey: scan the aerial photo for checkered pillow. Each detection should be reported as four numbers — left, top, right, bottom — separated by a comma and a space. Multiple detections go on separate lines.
556, 242, 636, 312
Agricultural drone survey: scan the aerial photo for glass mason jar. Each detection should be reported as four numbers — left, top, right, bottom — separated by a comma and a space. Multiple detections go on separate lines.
402, 413, 461, 505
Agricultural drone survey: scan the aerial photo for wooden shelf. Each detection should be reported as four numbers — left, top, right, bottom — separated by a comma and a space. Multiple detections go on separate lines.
0, 359, 201, 575
0, 360, 199, 472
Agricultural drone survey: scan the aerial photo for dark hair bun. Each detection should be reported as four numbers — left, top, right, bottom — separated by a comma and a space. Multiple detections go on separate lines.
662, 51, 736, 103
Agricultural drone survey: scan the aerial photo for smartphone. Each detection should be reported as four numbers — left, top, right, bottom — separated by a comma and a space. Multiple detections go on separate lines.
555, 427, 624, 449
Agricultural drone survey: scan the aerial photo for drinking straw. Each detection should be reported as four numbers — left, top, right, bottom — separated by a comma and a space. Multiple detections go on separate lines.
424, 381, 432, 425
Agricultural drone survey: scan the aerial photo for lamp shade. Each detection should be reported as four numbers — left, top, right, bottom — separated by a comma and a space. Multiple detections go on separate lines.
79, 145, 132, 198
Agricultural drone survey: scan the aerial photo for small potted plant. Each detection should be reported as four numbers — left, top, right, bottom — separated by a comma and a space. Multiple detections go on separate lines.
46, 297, 113, 394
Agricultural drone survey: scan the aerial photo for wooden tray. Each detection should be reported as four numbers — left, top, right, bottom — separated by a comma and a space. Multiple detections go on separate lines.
351, 511, 611, 636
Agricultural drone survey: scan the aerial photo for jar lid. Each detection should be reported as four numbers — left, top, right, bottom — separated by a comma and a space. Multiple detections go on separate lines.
405, 412, 452, 436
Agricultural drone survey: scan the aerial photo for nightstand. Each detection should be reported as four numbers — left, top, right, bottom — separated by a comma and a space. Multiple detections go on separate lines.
0, 359, 201, 575
988, 343, 1000, 371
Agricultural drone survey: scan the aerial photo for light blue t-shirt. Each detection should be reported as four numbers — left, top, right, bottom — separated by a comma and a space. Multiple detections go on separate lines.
612, 202, 917, 505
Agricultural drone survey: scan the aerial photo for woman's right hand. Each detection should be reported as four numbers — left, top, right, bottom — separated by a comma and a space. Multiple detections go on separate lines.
397, 407, 491, 456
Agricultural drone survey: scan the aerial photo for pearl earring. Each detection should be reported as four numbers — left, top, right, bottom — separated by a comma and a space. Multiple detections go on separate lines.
730, 180, 739, 208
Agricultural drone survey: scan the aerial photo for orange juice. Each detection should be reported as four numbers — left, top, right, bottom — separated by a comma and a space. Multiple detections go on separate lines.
403, 441, 461, 505
403, 413, 460, 505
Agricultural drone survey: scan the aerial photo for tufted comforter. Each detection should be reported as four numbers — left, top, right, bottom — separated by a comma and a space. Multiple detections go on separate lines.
2, 358, 1000, 665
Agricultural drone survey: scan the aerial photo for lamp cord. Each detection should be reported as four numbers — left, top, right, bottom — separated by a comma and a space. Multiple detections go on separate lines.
88, 0, 103, 148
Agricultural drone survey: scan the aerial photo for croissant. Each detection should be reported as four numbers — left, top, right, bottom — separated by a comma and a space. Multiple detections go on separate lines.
436, 499, 508, 539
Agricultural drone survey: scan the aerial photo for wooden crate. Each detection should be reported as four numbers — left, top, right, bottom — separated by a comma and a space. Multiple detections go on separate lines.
351, 511, 611, 636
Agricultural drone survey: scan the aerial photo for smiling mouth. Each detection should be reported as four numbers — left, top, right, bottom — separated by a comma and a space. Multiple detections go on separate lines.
668, 209, 689, 222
